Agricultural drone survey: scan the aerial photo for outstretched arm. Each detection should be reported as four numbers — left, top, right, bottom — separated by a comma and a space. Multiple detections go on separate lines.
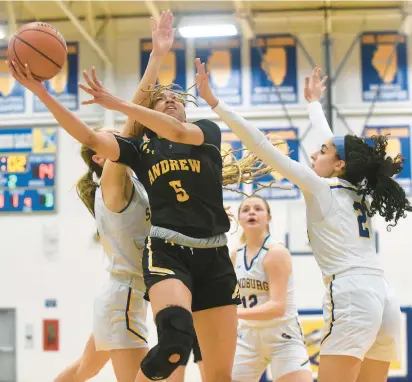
304, 67, 334, 146
8, 61, 120, 161
194, 59, 327, 196
79, 76, 207, 146
101, 10, 175, 212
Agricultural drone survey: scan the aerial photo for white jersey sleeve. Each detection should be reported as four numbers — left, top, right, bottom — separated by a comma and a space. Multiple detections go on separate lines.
213, 100, 333, 221
307, 101, 334, 148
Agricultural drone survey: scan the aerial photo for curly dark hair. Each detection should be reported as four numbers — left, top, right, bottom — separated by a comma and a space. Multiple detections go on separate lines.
340, 134, 412, 230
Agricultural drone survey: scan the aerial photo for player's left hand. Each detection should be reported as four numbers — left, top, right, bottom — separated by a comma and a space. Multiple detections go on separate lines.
304, 67, 328, 103
79, 67, 123, 110
195, 58, 219, 108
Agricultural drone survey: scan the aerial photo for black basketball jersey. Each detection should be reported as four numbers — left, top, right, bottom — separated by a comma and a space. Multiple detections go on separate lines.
114, 119, 230, 238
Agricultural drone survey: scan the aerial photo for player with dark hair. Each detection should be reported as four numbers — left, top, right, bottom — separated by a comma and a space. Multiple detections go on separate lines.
196, 61, 408, 382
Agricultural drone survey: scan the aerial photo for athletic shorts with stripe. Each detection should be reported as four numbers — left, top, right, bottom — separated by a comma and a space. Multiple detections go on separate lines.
93, 275, 149, 351
143, 236, 241, 312
232, 318, 311, 381
320, 273, 401, 362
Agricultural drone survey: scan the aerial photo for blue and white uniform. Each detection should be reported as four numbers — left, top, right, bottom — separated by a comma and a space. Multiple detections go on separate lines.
215, 101, 401, 363
93, 177, 151, 351
233, 236, 310, 381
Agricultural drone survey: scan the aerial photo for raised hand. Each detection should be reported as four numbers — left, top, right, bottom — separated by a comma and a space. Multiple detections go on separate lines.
195, 58, 218, 108
151, 10, 175, 57
79, 67, 124, 110
304, 67, 328, 103
7, 60, 47, 96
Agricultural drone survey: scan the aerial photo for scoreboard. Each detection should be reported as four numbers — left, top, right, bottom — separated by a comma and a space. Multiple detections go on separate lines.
0, 127, 57, 212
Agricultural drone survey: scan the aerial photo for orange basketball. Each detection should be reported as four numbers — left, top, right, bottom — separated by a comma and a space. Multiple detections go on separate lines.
8, 22, 67, 82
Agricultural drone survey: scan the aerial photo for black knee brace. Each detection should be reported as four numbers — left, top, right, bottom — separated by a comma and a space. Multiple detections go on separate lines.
192, 334, 202, 363
140, 306, 195, 381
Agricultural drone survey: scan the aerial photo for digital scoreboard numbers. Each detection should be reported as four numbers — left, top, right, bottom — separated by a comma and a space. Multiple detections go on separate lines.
0, 127, 57, 213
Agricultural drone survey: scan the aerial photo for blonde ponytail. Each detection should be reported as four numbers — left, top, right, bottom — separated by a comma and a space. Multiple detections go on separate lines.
76, 144, 103, 217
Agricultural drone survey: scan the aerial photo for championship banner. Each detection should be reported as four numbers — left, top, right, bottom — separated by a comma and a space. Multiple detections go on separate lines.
251, 127, 300, 200
299, 308, 410, 381
34, 42, 79, 112
250, 34, 298, 105
362, 125, 412, 195
140, 38, 187, 91
361, 32, 408, 102
195, 36, 242, 106
0, 46, 25, 114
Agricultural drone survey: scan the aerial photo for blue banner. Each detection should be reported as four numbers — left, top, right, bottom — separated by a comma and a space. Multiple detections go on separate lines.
195, 37, 242, 106
34, 42, 79, 112
0, 46, 25, 114
140, 39, 187, 91
362, 125, 411, 195
0, 127, 57, 213
250, 35, 298, 105
252, 127, 300, 200
361, 32, 408, 102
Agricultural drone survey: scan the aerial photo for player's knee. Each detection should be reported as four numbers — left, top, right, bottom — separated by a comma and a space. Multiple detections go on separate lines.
141, 306, 195, 381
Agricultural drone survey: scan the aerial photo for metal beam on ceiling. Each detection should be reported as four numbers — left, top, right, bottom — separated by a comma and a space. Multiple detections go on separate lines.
55, 0, 112, 67
6, 0, 17, 37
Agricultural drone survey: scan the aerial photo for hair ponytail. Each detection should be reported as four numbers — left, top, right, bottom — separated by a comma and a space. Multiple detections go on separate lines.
343, 134, 412, 229
76, 144, 103, 217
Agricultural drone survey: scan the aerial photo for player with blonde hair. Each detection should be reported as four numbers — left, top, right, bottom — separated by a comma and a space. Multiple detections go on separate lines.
231, 194, 312, 382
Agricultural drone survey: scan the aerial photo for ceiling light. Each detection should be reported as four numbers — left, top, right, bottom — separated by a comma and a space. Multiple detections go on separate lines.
179, 24, 238, 38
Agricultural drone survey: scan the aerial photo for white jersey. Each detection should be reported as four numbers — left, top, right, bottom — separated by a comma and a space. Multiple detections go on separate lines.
214, 100, 383, 279
234, 236, 298, 328
307, 177, 382, 278
95, 177, 150, 278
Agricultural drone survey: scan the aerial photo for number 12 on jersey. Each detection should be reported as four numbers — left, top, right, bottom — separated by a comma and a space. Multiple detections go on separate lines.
241, 294, 258, 308
353, 201, 370, 238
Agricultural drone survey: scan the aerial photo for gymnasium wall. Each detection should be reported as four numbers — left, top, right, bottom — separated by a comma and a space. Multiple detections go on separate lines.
0, 13, 411, 382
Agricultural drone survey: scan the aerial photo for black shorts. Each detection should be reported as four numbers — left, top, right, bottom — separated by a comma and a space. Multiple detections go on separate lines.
142, 236, 241, 312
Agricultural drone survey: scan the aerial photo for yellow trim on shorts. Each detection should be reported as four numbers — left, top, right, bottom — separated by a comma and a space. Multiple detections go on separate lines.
320, 275, 335, 347
232, 283, 240, 299
125, 287, 147, 343
147, 236, 175, 276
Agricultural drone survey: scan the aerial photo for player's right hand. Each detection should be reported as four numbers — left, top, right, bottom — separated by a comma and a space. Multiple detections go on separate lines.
151, 10, 175, 57
195, 58, 219, 108
7, 60, 47, 96
304, 67, 328, 103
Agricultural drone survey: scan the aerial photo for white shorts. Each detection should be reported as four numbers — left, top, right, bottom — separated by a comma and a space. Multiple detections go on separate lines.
320, 272, 401, 362
93, 274, 149, 351
233, 318, 311, 381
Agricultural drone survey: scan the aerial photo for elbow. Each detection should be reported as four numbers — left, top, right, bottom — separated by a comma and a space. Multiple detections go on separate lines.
169, 121, 188, 143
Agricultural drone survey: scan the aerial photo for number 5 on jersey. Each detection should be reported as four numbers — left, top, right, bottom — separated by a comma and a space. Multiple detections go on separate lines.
353, 201, 370, 238
169, 180, 190, 202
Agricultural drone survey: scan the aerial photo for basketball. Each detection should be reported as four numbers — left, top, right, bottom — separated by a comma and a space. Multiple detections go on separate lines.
8, 22, 67, 82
